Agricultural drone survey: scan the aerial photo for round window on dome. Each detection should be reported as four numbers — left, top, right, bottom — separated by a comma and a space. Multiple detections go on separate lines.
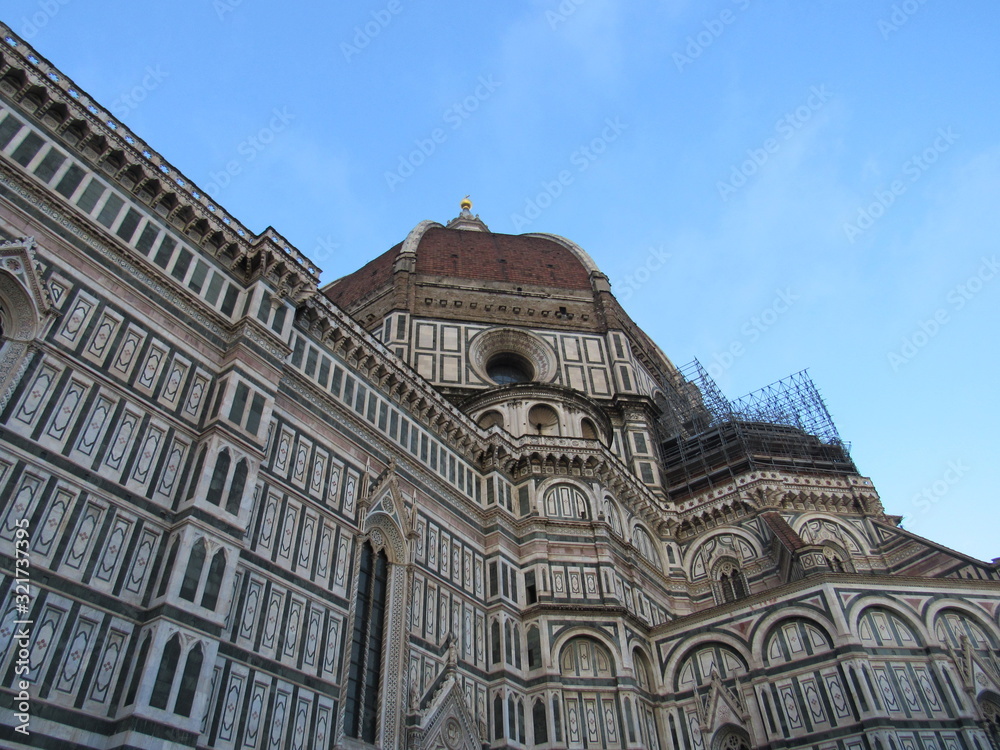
486, 353, 534, 385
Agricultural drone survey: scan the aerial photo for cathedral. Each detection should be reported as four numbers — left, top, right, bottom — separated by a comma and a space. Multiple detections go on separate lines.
1, 23, 1000, 750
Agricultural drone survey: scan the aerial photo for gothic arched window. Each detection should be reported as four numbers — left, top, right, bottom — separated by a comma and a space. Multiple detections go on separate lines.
713, 726, 753, 750
174, 643, 204, 717
124, 633, 151, 707
179, 538, 206, 602
491, 620, 501, 665
822, 544, 852, 573
156, 537, 179, 598
225, 458, 248, 514
200, 549, 227, 610
714, 559, 749, 605
344, 541, 389, 743
150, 634, 181, 710
632, 525, 662, 570
533, 697, 548, 744
527, 626, 541, 670
206, 449, 230, 506
979, 693, 1000, 750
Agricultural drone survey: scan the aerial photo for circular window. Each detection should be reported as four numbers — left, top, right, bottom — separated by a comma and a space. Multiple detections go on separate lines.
468, 328, 557, 385
486, 353, 534, 385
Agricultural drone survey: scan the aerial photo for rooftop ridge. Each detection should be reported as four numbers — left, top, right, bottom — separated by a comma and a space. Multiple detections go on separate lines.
0, 24, 321, 289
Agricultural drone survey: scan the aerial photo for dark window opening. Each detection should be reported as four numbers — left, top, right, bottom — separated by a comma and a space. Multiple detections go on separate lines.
173, 644, 203, 717
150, 634, 180, 709
486, 353, 533, 385
200, 550, 226, 610
344, 542, 389, 743
179, 539, 206, 602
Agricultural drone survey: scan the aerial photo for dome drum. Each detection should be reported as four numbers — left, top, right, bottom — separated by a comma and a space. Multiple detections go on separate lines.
463, 382, 612, 443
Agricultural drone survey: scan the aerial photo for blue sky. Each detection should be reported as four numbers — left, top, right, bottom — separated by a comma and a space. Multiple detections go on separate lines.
4, 1, 998, 561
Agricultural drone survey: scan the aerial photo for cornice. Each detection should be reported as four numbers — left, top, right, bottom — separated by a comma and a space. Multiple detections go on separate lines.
650, 572, 1000, 640
0, 25, 319, 301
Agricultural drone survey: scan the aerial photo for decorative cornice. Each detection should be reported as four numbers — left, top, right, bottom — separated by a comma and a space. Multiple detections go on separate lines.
0, 25, 320, 296
0, 164, 230, 341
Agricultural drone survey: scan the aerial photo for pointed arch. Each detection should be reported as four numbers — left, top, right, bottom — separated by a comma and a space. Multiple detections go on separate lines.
631, 523, 663, 570
200, 549, 227, 610
0, 237, 55, 411
603, 495, 623, 537
684, 527, 764, 581
712, 557, 749, 605
711, 724, 752, 750
174, 643, 204, 717
793, 513, 869, 556
225, 458, 248, 514
155, 536, 179, 598
179, 537, 206, 602
150, 634, 181, 709
338, 472, 411, 748
206, 449, 231, 506
978, 691, 1000, 748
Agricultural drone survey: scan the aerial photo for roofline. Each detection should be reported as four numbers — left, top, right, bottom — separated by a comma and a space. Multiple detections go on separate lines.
524, 232, 603, 276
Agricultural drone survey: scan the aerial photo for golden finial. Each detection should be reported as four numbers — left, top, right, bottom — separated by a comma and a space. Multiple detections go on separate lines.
460, 195, 472, 211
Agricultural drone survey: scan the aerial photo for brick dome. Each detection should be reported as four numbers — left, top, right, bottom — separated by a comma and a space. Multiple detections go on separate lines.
323, 219, 601, 311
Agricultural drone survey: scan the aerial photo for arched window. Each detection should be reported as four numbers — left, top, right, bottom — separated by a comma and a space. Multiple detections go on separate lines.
979, 693, 1000, 749
552, 696, 562, 742
505, 621, 514, 666
632, 526, 662, 570
200, 549, 227, 610
179, 538, 206, 602
714, 559, 749, 604
527, 626, 541, 670
156, 537, 179, 598
225, 458, 248, 514
633, 649, 654, 692
603, 497, 623, 536
507, 695, 516, 741
174, 643, 203, 717
822, 544, 852, 573
713, 726, 752, 750
124, 633, 151, 706
494, 694, 504, 740
632, 649, 661, 749
624, 697, 636, 743
581, 418, 598, 440
186, 447, 207, 501
491, 620, 501, 665
150, 634, 180, 709
206, 449, 230, 506
517, 699, 526, 744
344, 541, 389, 743
533, 698, 548, 744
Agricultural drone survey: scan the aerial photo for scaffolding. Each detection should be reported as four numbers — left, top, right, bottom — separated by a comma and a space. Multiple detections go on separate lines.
658, 360, 855, 501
